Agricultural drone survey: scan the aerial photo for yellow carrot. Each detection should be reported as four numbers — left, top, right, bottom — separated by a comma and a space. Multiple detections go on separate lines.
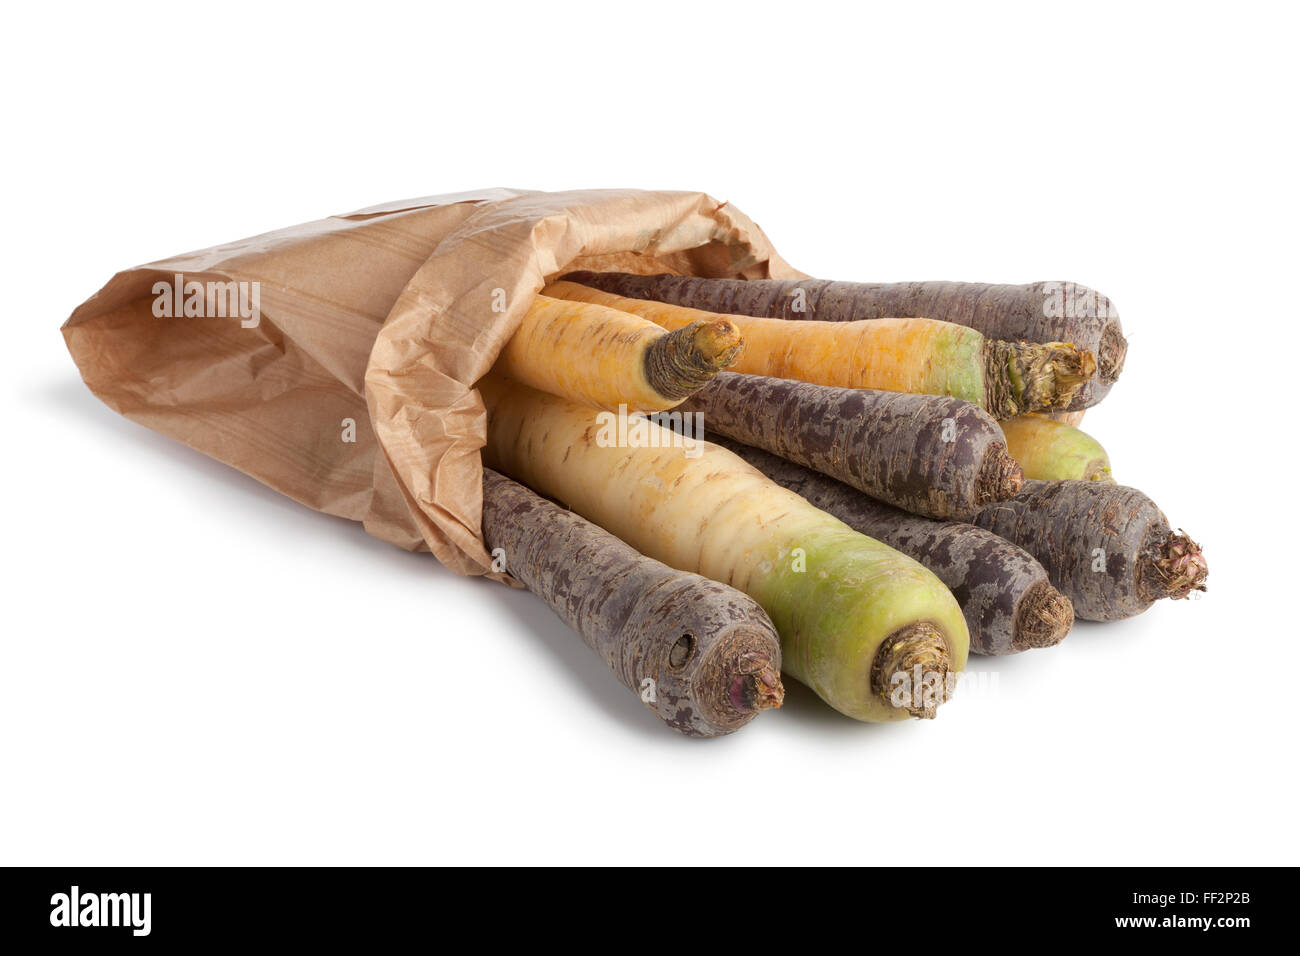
543, 280, 1094, 419
1042, 409, 1087, 427
1001, 415, 1113, 482
496, 294, 742, 412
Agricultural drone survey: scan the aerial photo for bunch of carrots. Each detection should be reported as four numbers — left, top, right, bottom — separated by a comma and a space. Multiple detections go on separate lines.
479, 273, 1208, 736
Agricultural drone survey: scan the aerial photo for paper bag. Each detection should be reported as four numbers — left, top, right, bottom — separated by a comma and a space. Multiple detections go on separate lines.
62, 188, 801, 578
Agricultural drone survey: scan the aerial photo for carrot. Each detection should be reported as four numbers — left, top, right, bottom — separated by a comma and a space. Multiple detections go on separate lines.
546, 279, 1095, 420
496, 294, 742, 412
561, 273, 1124, 410
1042, 409, 1087, 427
481, 468, 782, 736
1000, 415, 1112, 482
479, 376, 971, 722
713, 437, 1073, 655
678, 371, 1022, 520
971, 480, 1207, 621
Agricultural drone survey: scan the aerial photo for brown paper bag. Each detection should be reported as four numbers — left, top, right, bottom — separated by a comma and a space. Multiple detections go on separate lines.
62, 189, 801, 578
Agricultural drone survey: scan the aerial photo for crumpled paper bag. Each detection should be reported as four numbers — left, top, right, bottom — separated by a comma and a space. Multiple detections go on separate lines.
63, 188, 801, 578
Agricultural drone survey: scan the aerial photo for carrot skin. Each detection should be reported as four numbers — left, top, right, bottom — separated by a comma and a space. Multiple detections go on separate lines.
563, 272, 1119, 410
481, 468, 783, 737
713, 437, 1073, 655
971, 479, 1207, 621
679, 371, 1021, 520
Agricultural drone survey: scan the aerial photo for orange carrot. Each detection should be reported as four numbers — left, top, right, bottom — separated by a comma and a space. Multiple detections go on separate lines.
544, 280, 1094, 419
496, 294, 741, 412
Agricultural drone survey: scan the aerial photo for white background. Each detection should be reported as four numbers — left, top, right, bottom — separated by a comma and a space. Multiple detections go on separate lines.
3, 2, 1295, 865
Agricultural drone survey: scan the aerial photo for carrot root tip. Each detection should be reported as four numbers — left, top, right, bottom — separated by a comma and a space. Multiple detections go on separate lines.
1097, 322, 1128, 384
644, 320, 744, 401
1013, 582, 1075, 651
729, 652, 785, 714
1144, 530, 1209, 601
988, 340, 1098, 418
696, 639, 784, 731
979, 444, 1025, 503
870, 623, 952, 719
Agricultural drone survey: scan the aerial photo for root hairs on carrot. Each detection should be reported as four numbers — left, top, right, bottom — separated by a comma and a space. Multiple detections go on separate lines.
1142, 530, 1208, 603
